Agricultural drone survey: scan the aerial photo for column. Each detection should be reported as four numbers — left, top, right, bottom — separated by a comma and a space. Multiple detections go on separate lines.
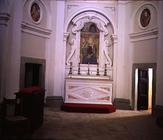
4, 0, 23, 99
53, 0, 65, 97
0, 12, 10, 102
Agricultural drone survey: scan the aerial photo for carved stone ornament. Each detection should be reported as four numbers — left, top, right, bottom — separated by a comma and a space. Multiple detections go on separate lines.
71, 15, 109, 36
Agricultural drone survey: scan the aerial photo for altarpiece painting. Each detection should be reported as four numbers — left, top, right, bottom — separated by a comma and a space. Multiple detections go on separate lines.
80, 22, 99, 64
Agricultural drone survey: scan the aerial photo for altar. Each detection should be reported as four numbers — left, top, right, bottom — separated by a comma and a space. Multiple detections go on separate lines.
65, 75, 113, 105
63, 11, 115, 106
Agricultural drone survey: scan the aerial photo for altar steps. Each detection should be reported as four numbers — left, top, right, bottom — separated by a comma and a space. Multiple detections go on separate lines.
61, 103, 116, 113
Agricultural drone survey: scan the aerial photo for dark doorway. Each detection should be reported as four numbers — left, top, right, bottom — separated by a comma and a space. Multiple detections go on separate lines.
20, 57, 45, 89
25, 63, 42, 87
137, 69, 149, 110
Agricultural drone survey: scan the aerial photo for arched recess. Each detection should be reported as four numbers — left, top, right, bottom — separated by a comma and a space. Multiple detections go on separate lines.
64, 10, 115, 78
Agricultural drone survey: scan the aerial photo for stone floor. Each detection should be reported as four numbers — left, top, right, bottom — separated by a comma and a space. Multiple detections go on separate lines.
31, 107, 163, 140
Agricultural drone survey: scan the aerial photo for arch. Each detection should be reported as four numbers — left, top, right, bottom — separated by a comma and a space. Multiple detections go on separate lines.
70, 11, 110, 36
64, 7, 116, 34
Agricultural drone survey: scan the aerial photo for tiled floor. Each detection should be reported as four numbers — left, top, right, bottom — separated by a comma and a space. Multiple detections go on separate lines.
31, 107, 163, 140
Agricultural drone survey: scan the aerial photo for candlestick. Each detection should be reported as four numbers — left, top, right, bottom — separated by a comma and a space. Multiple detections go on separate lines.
104, 64, 107, 76
78, 63, 81, 75
96, 63, 100, 76
87, 62, 90, 75
68, 62, 72, 75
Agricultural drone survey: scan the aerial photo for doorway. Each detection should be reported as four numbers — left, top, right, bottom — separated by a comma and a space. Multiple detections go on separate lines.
24, 63, 42, 87
20, 57, 45, 89
132, 63, 156, 112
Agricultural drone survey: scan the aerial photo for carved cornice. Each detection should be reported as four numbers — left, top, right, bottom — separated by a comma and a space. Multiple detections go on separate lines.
0, 13, 10, 26
129, 27, 158, 42
21, 21, 52, 38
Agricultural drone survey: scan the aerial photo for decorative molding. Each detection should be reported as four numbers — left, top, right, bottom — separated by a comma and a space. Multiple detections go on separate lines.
69, 86, 79, 89
104, 7, 115, 12
21, 21, 52, 38
129, 27, 158, 42
67, 4, 79, 10
118, 1, 135, 5
71, 11, 109, 35
64, 7, 116, 34
0, 13, 10, 26
66, 75, 111, 80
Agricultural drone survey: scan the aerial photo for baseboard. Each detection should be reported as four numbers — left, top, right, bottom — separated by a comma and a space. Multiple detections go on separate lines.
153, 105, 163, 128
153, 105, 163, 116
45, 96, 63, 107
114, 98, 132, 110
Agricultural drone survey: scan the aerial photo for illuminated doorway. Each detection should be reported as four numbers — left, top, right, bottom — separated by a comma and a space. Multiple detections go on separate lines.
132, 64, 156, 113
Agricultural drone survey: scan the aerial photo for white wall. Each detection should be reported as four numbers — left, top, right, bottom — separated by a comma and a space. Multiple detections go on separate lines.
21, 33, 46, 59
132, 39, 157, 63
156, 1, 163, 106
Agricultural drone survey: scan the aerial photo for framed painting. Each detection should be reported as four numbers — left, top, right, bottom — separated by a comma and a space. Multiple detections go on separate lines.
80, 22, 99, 64
31, 2, 40, 22
140, 8, 151, 27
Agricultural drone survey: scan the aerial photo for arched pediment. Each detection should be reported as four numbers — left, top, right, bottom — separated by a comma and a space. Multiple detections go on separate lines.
65, 8, 115, 34
69, 11, 111, 36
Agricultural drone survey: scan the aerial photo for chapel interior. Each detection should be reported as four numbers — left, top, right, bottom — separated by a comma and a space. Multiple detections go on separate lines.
0, 0, 163, 139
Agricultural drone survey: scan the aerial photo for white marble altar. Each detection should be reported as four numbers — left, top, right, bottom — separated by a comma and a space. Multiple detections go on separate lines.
65, 75, 113, 105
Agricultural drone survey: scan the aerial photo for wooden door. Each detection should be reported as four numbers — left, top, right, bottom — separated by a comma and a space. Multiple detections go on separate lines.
137, 69, 149, 110
25, 63, 41, 87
